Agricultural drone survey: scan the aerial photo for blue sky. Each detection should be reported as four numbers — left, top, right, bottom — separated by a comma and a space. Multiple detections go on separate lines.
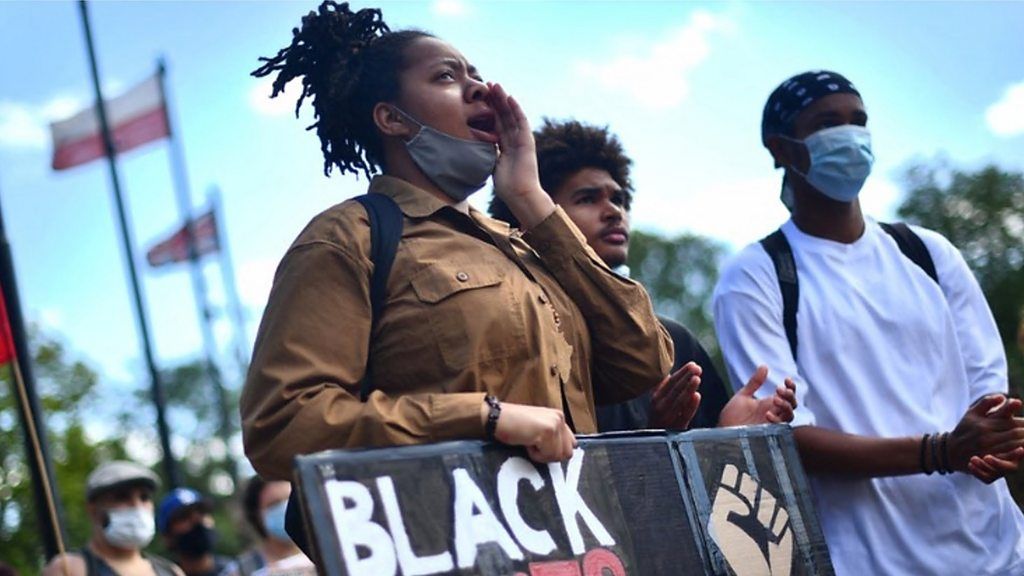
1, 0, 1023, 465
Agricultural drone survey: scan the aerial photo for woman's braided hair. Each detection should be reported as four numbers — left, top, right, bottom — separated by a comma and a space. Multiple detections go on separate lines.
252, 1, 432, 178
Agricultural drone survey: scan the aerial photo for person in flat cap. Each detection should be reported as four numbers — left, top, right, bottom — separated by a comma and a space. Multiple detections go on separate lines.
157, 488, 234, 576
42, 460, 183, 576
712, 70, 1024, 574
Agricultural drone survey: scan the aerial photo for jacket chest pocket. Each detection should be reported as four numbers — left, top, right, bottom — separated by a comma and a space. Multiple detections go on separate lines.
411, 262, 527, 371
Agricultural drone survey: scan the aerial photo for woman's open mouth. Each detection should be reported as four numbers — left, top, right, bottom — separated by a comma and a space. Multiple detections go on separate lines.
467, 112, 499, 143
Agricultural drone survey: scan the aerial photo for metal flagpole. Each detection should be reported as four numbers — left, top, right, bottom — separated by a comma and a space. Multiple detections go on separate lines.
155, 58, 237, 484
77, 0, 180, 487
0, 178, 68, 560
207, 185, 250, 375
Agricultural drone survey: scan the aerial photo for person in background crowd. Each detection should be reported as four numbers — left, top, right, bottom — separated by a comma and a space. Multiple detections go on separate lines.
225, 477, 313, 576
42, 460, 182, 576
713, 69, 1024, 575
490, 119, 797, 431
157, 488, 234, 576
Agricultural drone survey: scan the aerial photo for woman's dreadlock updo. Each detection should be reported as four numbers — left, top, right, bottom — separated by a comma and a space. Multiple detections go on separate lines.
252, 1, 432, 178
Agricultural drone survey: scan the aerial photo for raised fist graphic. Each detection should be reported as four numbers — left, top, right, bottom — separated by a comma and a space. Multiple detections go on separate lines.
707, 464, 793, 576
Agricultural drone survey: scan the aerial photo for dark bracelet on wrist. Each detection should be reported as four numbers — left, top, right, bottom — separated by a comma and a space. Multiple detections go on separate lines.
484, 395, 501, 442
920, 433, 933, 475
930, 432, 946, 475
939, 432, 951, 474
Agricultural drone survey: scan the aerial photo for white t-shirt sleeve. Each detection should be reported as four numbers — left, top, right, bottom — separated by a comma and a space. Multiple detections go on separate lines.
713, 242, 816, 427
913, 226, 1008, 402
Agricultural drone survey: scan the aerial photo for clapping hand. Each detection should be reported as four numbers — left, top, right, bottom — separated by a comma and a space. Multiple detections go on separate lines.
649, 361, 703, 430
718, 365, 797, 427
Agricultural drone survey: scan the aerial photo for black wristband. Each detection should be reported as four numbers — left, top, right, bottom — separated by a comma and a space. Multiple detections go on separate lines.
484, 395, 501, 442
930, 432, 942, 475
920, 433, 933, 475
940, 432, 951, 474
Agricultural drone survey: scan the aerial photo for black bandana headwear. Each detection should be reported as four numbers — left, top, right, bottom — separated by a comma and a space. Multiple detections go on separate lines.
760, 70, 860, 146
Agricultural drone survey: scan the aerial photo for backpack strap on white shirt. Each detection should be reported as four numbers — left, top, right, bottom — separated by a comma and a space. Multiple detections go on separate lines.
760, 222, 938, 362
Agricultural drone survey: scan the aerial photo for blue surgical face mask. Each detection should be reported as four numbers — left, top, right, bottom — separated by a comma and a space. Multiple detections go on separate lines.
784, 125, 874, 203
262, 500, 291, 542
393, 107, 497, 202
780, 175, 796, 212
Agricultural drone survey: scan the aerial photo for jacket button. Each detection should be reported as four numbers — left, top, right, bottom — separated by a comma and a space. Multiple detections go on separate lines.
549, 364, 558, 377
456, 271, 469, 282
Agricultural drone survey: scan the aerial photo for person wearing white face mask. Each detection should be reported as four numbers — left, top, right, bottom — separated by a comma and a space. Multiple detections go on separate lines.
713, 70, 1024, 575
225, 478, 313, 576
42, 460, 183, 576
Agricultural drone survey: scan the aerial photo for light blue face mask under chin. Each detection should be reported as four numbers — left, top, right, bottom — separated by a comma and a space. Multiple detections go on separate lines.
784, 125, 875, 203
262, 500, 291, 542
393, 107, 497, 202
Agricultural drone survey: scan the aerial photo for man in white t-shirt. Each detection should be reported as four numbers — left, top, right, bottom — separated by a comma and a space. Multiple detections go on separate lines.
712, 70, 1024, 575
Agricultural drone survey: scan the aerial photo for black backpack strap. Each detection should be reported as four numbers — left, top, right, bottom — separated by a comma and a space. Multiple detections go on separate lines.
285, 193, 403, 561
80, 547, 101, 576
144, 554, 181, 576
879, 222, 938, 284
353, 193, 403, 401
760, 229, 800, 362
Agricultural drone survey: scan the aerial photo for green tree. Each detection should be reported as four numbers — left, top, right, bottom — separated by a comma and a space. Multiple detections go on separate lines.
1, 338, 252, 574
129, 359, 246, 556
0, 330, 129, 574
897, 162, 1024, 504
897, 163, 1024, 391
627, 229, 727, 358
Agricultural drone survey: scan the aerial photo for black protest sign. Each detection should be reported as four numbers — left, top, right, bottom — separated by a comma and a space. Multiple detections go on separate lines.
676, 426, 832, 576
293, 425, 834, 576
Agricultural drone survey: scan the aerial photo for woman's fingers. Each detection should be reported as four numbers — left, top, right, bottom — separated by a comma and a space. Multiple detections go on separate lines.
487, 82, 520, 146
561, 421, 577, 460
507, 94, 530, 134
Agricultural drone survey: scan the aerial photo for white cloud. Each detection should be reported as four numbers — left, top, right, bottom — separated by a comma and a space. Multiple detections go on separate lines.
0, 94, 87, 149
37, 307, 64, 331
574, 10, 731, 111
633, 175, 788, 251
432, 0, 468, 17
248, 77, 303, 117
986, 81, 1024, 137
237, 256, 279, 310
859, 175, 904, 220
0, 102, 47, 148
632, 173, 904, 252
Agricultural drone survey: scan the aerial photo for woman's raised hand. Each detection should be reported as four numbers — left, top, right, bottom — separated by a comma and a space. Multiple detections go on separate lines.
486, 82, 555, 230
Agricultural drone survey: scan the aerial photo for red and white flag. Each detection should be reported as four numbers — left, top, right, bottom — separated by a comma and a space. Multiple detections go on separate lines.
49, 74, 169, 171
146, 209, 219, 268
0, 283, 16, 365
